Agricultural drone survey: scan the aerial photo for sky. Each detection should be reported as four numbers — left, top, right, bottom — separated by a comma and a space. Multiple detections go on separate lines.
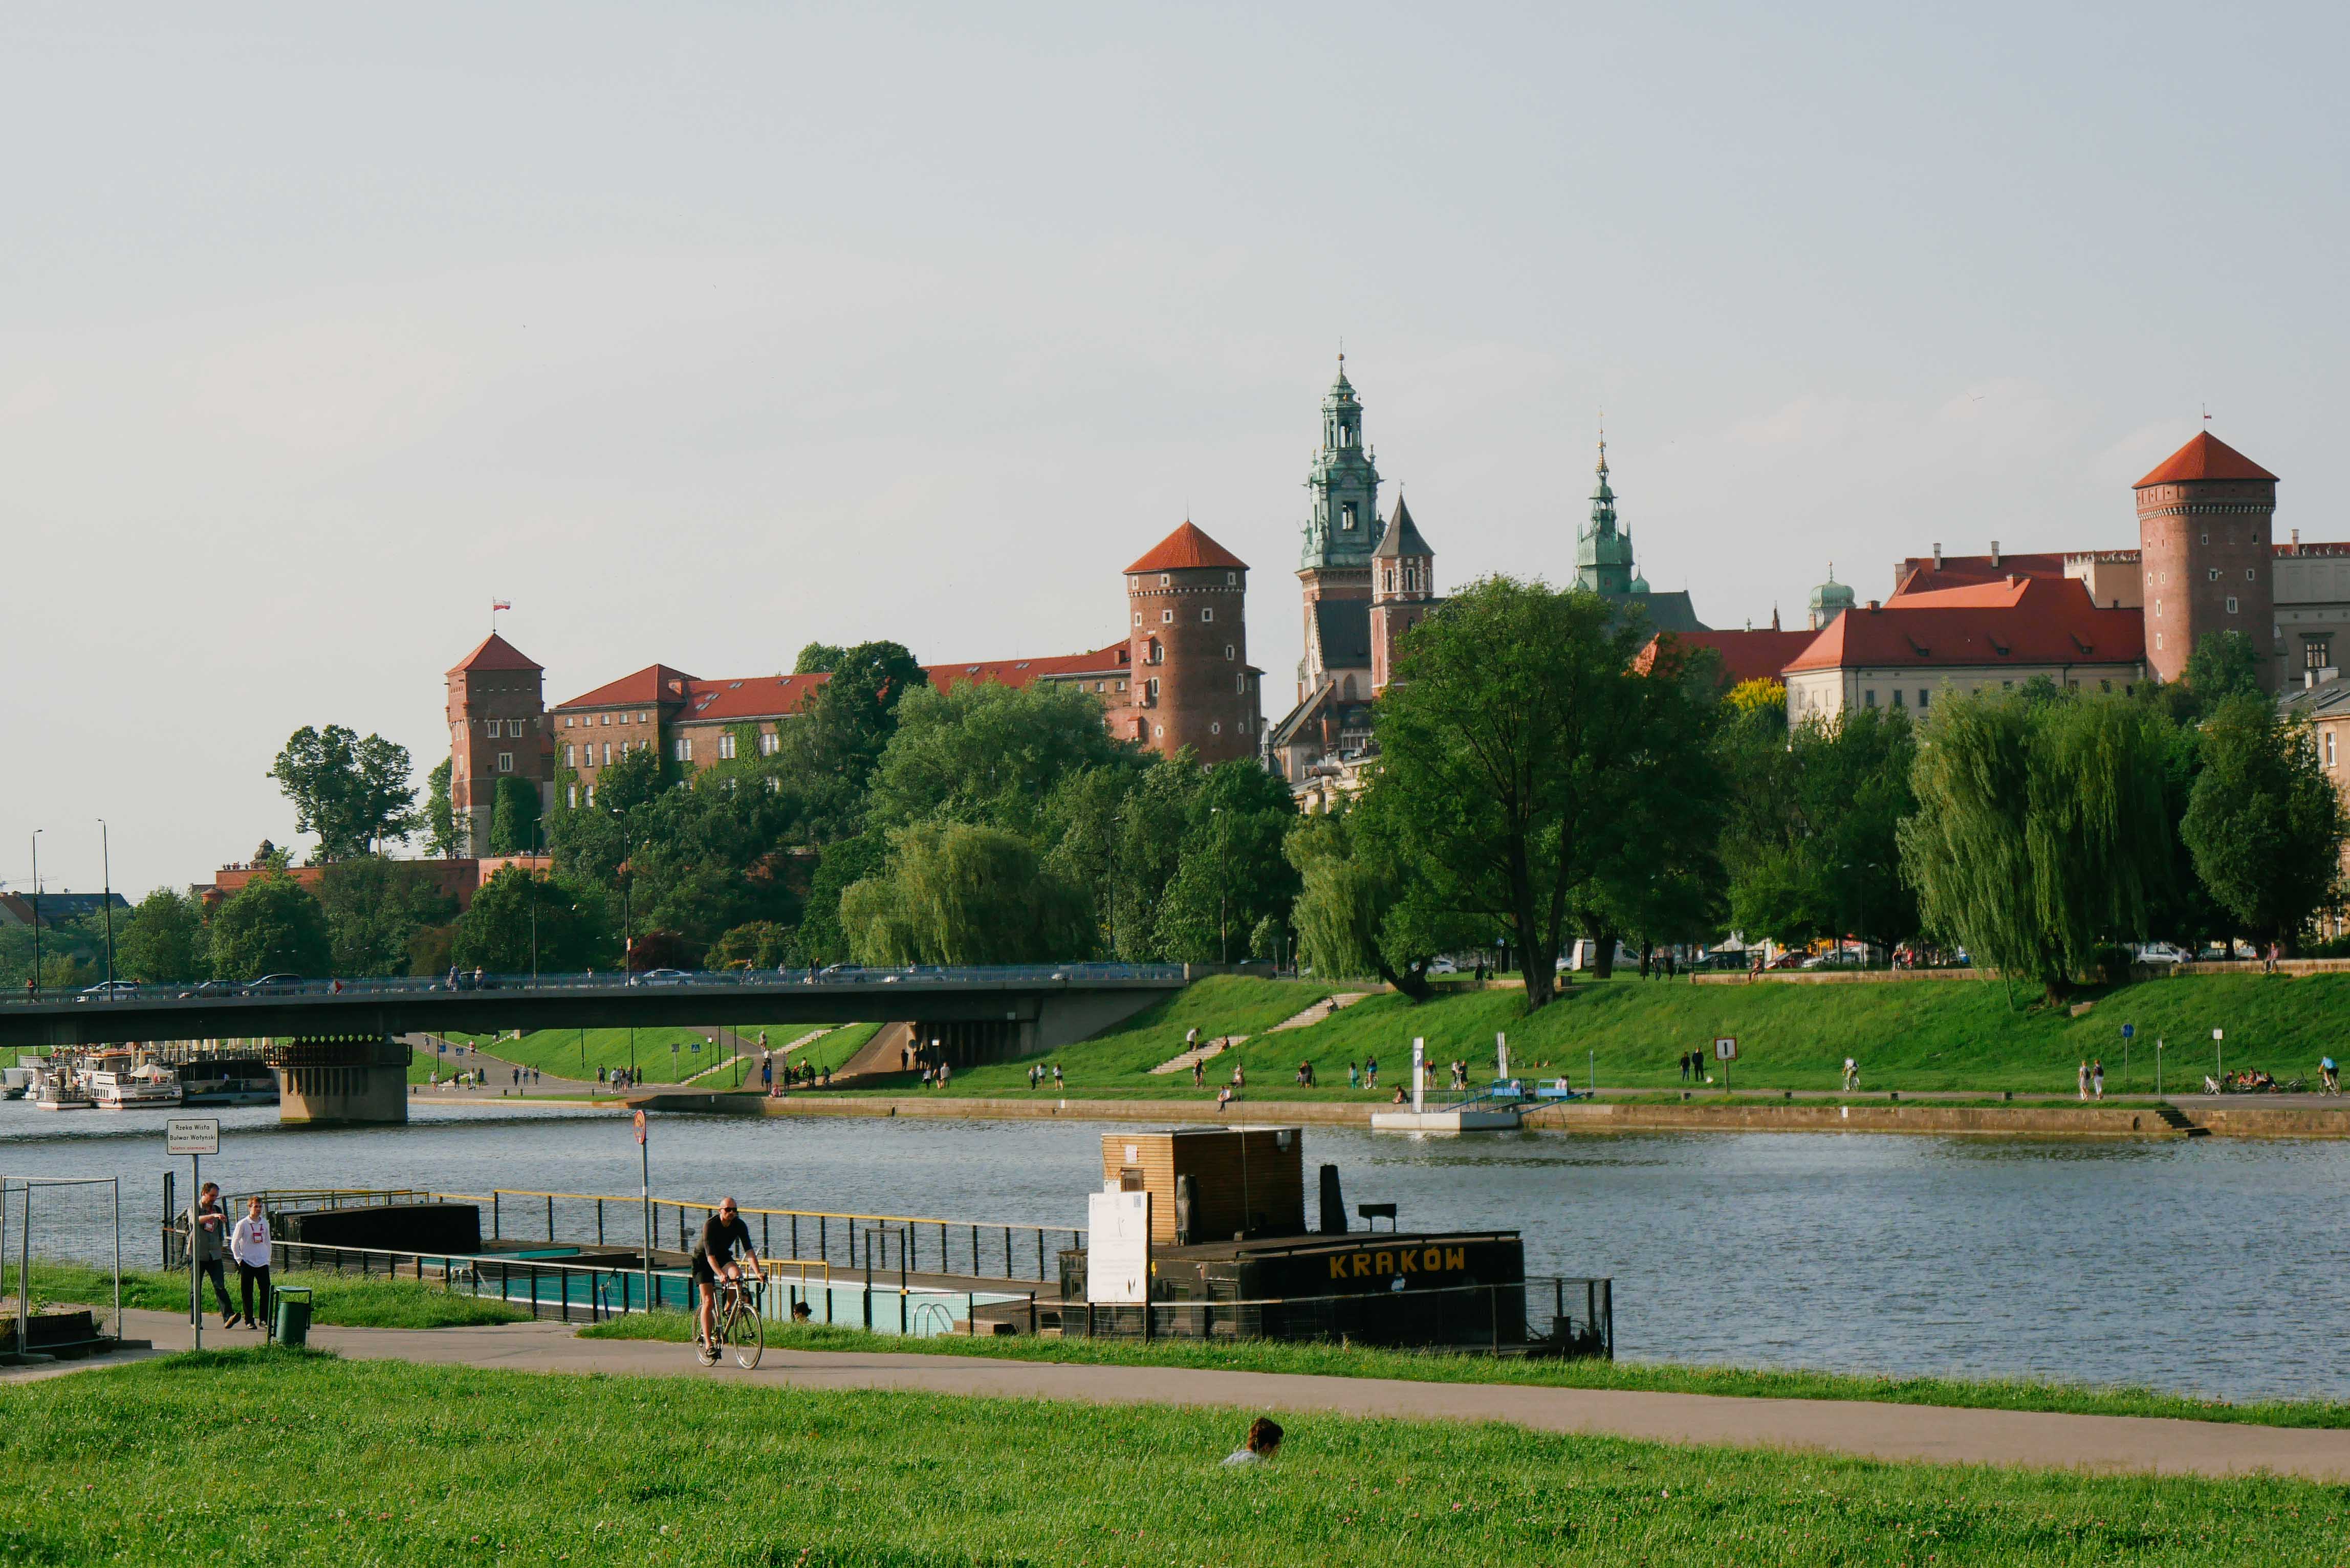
4, 2, 2344, 897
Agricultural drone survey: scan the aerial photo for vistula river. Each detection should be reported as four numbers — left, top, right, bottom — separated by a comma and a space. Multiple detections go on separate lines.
6, 1100, 2346, 1405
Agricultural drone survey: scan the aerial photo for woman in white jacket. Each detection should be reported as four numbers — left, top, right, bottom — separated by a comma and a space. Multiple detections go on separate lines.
228, 1196, 272, 1332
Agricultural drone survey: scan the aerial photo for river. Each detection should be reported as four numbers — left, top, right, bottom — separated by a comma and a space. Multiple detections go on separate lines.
6, 1101, 2344, 1405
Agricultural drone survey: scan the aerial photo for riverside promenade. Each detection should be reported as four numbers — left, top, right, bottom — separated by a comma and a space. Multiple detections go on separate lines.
57, 1308, 2350, 1483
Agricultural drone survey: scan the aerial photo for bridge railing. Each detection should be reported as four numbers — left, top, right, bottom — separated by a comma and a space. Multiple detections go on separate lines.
6, 961, 1186, 1006
442, 1187, 1085, 1285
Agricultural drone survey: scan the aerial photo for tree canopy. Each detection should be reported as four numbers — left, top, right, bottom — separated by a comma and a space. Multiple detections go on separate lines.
207, 874, 333, 979
270, 726, 420, 860
2181, 695, 2346, 944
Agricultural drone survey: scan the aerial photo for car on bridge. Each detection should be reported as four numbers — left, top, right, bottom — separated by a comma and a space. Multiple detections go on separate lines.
627, 969, 694, 987
77, 981, 141, 1001
243, 974, 306, 995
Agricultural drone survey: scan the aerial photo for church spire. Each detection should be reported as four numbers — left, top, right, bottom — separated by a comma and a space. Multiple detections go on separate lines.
1575, 422, 1635, 594
1300, 355, 1381, 572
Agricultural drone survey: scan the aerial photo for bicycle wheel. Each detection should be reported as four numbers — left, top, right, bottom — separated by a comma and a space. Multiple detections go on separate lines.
726, 1293, 764, 1370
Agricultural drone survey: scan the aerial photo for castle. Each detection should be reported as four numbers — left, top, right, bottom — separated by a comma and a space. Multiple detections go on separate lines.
445, 520, 1266, 853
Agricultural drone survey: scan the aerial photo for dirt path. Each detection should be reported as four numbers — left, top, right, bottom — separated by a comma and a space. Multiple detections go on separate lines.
51, 1308, 2350, 1482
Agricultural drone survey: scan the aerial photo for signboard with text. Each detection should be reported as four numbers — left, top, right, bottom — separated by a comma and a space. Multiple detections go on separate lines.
1086, 1190, 1149, 1304
166, 1118, 219, 1156
1713, 1037, 1738, 1061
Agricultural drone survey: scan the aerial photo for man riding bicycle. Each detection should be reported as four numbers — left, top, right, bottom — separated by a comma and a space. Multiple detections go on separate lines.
692, 1197, 756, 1354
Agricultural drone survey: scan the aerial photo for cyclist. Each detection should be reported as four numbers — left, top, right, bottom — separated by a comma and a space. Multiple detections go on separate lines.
692, 1197, 756, 1355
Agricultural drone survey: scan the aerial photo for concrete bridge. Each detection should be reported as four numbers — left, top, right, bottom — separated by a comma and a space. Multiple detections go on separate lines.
1, 965, 1191, 1124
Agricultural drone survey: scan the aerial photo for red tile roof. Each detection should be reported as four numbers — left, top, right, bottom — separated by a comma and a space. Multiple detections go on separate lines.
677, 675, 829, 723
923, 643, 1130, 693
1641, 629, 1822, 687
1787, 576, 2144, 673
556, 664, 698, 710
1883, 577, 2034, 609
1126, 522, 1248, 574
2134, 432, 2277, 488
1889, 553, 2069, 597
449, 633, 543, 674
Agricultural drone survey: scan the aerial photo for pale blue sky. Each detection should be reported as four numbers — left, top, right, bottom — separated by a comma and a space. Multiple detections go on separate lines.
5, 3, 2342, 893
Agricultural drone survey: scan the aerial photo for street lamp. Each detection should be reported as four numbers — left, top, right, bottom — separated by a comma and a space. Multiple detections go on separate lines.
96, 820, 116, 986
28, 830, 42, 998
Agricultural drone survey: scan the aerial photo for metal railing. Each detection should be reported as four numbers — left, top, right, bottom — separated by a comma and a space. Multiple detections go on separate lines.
442, 1188, 1083, 1284
10, 962, 1185, 1006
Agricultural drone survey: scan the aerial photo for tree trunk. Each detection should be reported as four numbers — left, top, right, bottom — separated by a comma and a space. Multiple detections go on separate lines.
1638, 941, 1654, 979
1590, 926, 1618, 980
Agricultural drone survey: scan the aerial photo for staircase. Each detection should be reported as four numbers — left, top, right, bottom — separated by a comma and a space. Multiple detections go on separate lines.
2150, 1102, 2209, 1136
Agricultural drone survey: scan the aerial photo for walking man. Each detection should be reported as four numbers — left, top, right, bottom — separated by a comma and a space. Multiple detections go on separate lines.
230, 1196, 272, 1333
1841, 1057, 1858, 1093
189, 1182, 233, 1329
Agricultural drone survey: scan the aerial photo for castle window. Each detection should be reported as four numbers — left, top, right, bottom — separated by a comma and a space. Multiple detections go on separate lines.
1225, 645, 1234, 660
1134, 612, 1142, 627
672, 737, 692, 761
1342, 502, 1357, 531
567, 785, 578, 809
1154, 725, 1164, 738
2331, 731, 2339, 770
2247, 569, 2256, 581
2208, 569, 2219, 581
2226, 597, 2239, 614
564, 716, 573, 728
563, 744, 575, 767
1892, 689, 1906, 708
1200, 607, 1214, 623
2307, 636, 2333, 671
486, 719, 501, 738
1162, 610, 1173, 624
603, 743, 613, 765
1147, 678, 1160, 701
584, 785, 595, 806
1117, 680, 1126, 692
1160, 574, 1170, 587
1226, 572, 1235, 585
718, 733, 737, 760
1236, 673, 1246, 693
759, 731, 779, 757
497, 753, 514, 773
1212, 722, 1222, 735
1918, 689, 1929, 709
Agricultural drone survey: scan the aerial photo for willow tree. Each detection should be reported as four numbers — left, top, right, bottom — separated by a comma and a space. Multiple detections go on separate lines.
840, 822, 1096, 965
1899, 691, 2173, 999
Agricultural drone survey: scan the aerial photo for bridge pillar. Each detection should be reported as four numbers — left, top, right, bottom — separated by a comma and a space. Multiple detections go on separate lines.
271, 1034, 411, 1125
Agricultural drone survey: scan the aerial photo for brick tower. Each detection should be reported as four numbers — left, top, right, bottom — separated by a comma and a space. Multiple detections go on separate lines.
1123, 522, 1261, 764
1368, 496, 1436, 693
446, 633, 552, 855
2135, 432, 2280, 689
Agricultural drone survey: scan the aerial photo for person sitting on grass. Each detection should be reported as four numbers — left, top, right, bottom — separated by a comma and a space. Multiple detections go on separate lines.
1222, 1417, 1283, 1466
790, 1300, 813, 1323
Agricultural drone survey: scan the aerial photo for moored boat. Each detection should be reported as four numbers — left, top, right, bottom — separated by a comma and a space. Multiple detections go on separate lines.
88, 1057, 182, 1110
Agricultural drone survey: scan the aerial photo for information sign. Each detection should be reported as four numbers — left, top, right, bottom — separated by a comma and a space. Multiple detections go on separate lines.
1086, 1190, 1149, 1305
633, 1109, 647, 1146
1713, 1037, 1738, 1061
166, 1118, 219, 1156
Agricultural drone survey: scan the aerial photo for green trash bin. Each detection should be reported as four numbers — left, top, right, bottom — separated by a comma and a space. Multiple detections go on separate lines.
272, 1287, 314, 1348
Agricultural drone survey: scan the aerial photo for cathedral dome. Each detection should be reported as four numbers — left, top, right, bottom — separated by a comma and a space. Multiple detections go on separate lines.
1809, 567, 1856, 629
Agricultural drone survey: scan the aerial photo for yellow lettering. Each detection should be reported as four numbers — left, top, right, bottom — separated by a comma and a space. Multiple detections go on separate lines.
1352, 1254, 1370, 1278
1424, 1248, 1443, 1272
1330, 1256, 1348, 1280
1444, 1248, 1467, 1271
1375, 1251, 1394, 1275
1398, 1249, 1418, 1273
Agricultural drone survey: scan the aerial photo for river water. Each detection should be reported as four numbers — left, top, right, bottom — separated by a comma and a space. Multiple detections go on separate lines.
6, 1101, 2345, 1405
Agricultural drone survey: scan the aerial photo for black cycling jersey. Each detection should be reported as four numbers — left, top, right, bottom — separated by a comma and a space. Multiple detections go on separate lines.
694, 1213, 754, 1269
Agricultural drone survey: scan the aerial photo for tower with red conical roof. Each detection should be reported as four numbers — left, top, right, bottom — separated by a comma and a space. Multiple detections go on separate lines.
446, 633, 551, 856
1122, 521, 1261, 763
2135, 432, 2280, 689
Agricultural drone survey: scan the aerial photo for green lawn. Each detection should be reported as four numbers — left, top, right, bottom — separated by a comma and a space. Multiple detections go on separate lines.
581, 1311, 2350, 1432
21, 1261, 529, 1329
907, 971, 2350, 1100
7, 1349, 2341, 1565
411, 1023, 857, 1085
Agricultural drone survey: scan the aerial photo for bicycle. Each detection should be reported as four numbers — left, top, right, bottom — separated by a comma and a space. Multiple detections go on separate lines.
695, 1268, 765, 1370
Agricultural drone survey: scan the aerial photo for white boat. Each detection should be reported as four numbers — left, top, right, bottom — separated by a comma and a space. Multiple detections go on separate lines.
0, 1067, 30, 1100
30, 1066, 91, 1111
88, 1058, 182, 1110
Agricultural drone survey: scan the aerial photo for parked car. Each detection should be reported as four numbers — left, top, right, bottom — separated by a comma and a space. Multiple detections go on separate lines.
2134, 943, 2188, 966
76, 981, 140, 1002
1427, 957, 1459, 975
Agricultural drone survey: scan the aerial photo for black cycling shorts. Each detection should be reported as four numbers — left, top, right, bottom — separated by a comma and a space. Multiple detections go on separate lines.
691, 1251, 726, 1285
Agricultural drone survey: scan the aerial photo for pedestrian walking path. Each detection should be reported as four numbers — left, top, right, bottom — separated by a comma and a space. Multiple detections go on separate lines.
55, 1308, 2350, 1483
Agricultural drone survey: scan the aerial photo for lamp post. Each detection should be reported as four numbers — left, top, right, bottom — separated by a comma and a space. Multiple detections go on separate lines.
1211, 805, 1228, 964
28, 831, 42, 998
96, 820, 116, 986
527, 823, 541, 987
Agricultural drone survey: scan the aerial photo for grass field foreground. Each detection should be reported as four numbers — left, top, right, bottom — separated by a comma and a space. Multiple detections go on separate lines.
23, 1261, 529, 1329
7, 1348, 2343, 1565
581, 1310, 2350, 1432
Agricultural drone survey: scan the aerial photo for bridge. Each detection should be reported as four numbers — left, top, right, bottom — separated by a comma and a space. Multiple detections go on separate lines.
2, 965, 1191, 1125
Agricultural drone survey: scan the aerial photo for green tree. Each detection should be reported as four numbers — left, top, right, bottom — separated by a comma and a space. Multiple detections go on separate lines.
865, 680, 1140, 839
1285, 799, 1476, 996
313, 857, 461, 976
2181, 695, 2347, 947
207, 874, 333, 979
778, 640, 928, 838
839, 822, 1096, 965
594, 746, 666, 815
795, 832, 890, 964
794, 643, 850, 674
708, 921, 800, 969
489, 776, 543, 855
1147, 759, 1301, 964
2184, 630, 2266, 702
423, 758, 461, 858
116, 889, 208, 984
1899, 691, 2174, 998
1372, 576, 1702, 1008
269, 726, 420, 860
1721, 705, 1918, 955
450, 868, 614, 975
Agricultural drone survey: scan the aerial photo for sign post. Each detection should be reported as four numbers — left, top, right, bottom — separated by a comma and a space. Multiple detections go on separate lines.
2122, 1022, 2134, 1088
1411, 1037, 1425, 1113
2213, 1028, 2224, 1085
1713, 1036, 1738, 1094
634, 1110, 652, 1315
167, 1118, 218, 1349
1495, 1032, 1509, 1084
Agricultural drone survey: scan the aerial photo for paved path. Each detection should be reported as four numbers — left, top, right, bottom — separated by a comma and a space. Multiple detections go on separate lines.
32, 1308, 2345, 1483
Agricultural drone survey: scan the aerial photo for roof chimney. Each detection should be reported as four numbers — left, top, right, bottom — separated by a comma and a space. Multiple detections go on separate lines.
1989, 540, 2000, 567
2293, 528, 2302, 550
1932, 542, 1943, 569
1867, 600, 1882, 612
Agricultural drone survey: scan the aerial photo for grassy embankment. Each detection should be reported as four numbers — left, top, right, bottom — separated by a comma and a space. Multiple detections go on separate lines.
8, 1349, 2341, 1565
582, 1310, 2350, 1432
20, 1260, 527, 1329
408, 1022, 882, 1085
887, 971, 2350, 1101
